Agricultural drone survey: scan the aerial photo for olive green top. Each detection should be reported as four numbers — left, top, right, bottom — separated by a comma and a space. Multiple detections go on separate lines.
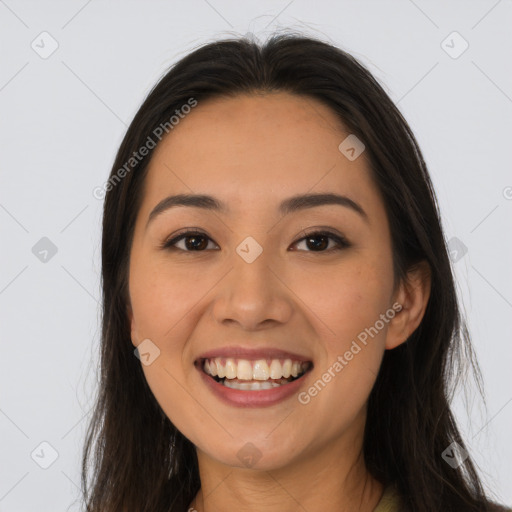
373, 484, 401, 512
373, 484, 512, 512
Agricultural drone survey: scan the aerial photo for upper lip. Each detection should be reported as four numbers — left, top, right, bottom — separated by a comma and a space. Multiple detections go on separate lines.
196, 346, 312, 362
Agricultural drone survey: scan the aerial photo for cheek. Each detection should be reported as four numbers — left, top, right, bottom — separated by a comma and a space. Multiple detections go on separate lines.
140, 361, 212, 446
129, 262, 206, 436
290, 254, 394, 349
129, 257, 203, 340
292, 260, 392, 434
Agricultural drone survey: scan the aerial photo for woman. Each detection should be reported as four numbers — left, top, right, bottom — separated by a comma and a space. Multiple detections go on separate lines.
81, 33, 510, 511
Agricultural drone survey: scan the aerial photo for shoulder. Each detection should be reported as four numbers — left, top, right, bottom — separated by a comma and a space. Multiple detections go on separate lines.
374, 484, 511, 512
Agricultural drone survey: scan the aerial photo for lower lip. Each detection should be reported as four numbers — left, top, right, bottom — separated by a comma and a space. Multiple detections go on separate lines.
196, 365, 310, 408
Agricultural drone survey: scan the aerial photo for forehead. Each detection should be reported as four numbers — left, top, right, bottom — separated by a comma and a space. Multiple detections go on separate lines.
142, 92, 383, 218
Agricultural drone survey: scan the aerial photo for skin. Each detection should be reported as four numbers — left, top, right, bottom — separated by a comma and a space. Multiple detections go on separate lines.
127, 92, 431, 512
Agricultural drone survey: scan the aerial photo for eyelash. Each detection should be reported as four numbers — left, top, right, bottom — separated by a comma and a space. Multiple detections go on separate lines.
160, 228, 351, 254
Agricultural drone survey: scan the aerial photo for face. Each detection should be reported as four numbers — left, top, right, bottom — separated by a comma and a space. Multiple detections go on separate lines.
127, 92, 419, 471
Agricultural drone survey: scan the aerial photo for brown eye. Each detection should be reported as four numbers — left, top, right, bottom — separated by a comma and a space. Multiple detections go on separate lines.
162, 229, 350, 253
291, 230, 351, 252
163, 231, 218, 252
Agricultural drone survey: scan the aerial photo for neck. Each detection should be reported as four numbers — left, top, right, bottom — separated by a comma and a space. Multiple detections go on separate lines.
189, 416, 384, 512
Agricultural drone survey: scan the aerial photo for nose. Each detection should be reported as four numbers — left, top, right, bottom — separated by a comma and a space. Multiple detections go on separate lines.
211, 247, 294, 331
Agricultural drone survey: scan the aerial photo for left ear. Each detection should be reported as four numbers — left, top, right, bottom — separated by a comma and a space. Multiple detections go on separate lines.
385, 260, 432, 350
127, 303, 139, 348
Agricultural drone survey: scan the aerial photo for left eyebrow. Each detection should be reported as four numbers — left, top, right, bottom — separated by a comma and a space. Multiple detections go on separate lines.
146, 192, 369, 230
278, 192, 368, 223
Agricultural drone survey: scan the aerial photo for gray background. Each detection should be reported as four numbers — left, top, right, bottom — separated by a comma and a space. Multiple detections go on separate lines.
1, 0, 511, 510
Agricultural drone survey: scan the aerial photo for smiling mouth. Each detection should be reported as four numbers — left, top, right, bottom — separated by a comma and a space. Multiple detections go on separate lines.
198, 357, 313, 391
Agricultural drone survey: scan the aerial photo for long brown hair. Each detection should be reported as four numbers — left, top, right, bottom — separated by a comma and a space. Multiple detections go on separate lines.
81, 33, 506, 511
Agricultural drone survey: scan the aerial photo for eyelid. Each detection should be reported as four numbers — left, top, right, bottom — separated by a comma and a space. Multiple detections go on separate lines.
292, 228, 351, 251
160, 228, 218, 250
161, 226, 351, 253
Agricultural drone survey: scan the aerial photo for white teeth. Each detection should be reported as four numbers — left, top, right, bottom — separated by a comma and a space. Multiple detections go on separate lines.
202, 357, 310, 381
253, 359, 270, 380
216, 360, 226, 378
205, 359, 217, 376
223, 379, 282, 390
237, 360, 253, 380
225, 358, 237, 379
282, 359, 292, 378
269, 359, 282, 379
